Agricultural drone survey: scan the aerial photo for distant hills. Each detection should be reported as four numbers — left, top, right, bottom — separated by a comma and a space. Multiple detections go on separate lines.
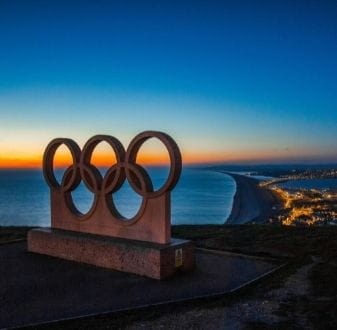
204, 163, 337, 178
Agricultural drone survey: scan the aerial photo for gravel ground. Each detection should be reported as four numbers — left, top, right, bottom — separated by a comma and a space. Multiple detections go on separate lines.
125, 259, 317, 330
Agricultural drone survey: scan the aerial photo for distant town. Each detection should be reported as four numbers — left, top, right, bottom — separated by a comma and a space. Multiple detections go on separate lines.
259, 168, 337, 226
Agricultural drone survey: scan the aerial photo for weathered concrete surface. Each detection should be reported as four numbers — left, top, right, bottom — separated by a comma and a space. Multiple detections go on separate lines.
27, 228, 195, 279
0, 241, 279, 329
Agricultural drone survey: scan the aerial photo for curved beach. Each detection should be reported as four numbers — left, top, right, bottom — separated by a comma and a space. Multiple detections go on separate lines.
224, 172, 281, 224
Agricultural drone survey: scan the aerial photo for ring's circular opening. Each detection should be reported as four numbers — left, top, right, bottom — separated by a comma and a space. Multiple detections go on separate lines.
90, 141, 117, 177
108, 180, 143, 220
135, 137, 170, 191
70, 181, 95, 215
52, 144, 74, 186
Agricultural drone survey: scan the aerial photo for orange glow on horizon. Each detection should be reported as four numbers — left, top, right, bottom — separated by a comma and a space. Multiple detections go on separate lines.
0, 157, 42, 169
0, 152, 175, 168
0, 147, 336, 169
0, 150, 228, 168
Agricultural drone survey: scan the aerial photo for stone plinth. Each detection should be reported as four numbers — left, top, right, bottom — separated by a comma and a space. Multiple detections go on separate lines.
27, 228, 195, 280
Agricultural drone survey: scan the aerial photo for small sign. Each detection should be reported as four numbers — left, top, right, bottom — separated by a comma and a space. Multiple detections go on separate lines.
175, 248, 183, 267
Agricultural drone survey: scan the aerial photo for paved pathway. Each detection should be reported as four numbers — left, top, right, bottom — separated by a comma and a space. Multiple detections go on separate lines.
1, 242, 278, 328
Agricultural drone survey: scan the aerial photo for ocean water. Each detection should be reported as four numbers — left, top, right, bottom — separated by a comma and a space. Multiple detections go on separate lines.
0, 168, 236, 227
279, 178, 337, 190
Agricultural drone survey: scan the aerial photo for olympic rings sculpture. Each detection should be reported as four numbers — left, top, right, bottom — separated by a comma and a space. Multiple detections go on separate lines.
43, 131, 182, 227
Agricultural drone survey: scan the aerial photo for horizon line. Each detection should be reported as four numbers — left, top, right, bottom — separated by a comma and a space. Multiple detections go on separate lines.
2, 160, 337, 170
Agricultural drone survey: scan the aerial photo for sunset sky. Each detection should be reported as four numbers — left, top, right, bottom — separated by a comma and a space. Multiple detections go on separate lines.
1, 0, 337, 167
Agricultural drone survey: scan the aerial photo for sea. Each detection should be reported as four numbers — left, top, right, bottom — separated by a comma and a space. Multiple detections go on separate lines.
0, 167, 236, 227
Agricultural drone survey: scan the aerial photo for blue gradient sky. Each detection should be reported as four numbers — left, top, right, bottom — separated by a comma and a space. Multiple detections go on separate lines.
0, 0, 337, 166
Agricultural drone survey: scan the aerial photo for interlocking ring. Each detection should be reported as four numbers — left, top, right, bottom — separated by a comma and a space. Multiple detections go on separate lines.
43, 131, 182, 221
43, 138, 81, 192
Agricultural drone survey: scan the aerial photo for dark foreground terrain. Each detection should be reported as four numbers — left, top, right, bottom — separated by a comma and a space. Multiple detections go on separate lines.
2, 225, 337, 329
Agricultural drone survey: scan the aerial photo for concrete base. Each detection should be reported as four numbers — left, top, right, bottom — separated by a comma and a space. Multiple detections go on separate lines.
27, 228, 195, 279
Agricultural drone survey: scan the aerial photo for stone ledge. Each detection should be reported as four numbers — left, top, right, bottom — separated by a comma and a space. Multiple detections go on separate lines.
27, 228, 195, 279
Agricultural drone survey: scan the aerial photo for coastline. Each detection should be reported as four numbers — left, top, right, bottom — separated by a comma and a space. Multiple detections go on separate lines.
223, 172, 281, 224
